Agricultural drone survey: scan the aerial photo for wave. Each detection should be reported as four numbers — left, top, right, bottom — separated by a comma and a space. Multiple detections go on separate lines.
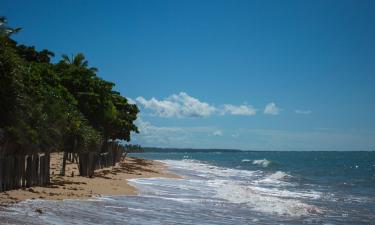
252, 159, 272, 167
161, 159, 261, 180
241, 158, 272, 167
210, 179, 321, 217
157, 159, 322, 217
255, 171, 295, 188
268, 171, 290, 180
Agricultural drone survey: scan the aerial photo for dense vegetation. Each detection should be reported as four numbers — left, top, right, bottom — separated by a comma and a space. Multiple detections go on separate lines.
124, 144, 144, 153
0, 17, 139, 166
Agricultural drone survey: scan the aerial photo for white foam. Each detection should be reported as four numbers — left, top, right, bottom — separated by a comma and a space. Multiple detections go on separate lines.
157, 159, 322, 217
104, 205, 127, 209
127, 207, 155, 212
160, 159, 261, 180
209, 179, 321, 217
252, 159, 271, 167
95, 197, 116, 202
268, 171, 289, 180
257, 171, 292, 186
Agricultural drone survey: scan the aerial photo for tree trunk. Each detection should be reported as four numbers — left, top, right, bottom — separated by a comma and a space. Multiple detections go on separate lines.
123, 151, 128, 160
60, 151, 68, 176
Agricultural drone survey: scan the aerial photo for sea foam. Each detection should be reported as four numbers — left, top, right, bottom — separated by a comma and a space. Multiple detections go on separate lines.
241, 158, 273, 167
154, 159, 321, 217
210, 179, 321, 217
252, 159, 272, 167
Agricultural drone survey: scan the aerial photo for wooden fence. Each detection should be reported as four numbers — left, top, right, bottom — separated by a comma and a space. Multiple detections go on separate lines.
78, 143, 125, 177
0, 142, 126, 191
0, 153, 50, 192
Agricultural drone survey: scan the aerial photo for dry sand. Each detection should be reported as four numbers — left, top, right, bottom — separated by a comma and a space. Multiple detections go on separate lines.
0, 152, 180, 206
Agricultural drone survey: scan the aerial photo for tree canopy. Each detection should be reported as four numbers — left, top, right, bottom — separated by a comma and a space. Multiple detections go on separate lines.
0, 17, 139, 155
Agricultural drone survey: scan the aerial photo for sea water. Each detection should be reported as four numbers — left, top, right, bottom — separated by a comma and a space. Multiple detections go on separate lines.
0, 151, 374, 225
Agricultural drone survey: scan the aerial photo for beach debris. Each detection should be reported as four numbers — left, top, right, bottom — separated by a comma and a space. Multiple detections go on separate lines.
28, 188, 38, 193
35, 208, 43, 214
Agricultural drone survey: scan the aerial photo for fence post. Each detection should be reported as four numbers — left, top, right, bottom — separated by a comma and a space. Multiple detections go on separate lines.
14, 155, 20, 189
0, 157, 3, 192
39, 155, 45, 186
20, 155, 26, 187
4, 156, 10, 190
45, 153, 50, 185
25, 155, 32, 187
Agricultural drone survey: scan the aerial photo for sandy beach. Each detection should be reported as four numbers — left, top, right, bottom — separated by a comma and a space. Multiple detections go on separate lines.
0, 153, 180, 206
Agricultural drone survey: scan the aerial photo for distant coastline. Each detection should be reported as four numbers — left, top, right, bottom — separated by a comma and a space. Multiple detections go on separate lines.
140, 147, 375, 153
142, 147, 244, 153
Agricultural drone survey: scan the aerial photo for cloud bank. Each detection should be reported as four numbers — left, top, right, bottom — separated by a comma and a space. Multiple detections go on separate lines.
135, 92, 257, 118
222, 104, 256, 116
136, 92, 216, 118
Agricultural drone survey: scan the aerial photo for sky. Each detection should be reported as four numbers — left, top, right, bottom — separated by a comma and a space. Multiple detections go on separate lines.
2, 0, 375, 150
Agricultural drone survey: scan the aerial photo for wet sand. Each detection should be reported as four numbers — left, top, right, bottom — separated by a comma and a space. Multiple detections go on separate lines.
0, 152, 180, 206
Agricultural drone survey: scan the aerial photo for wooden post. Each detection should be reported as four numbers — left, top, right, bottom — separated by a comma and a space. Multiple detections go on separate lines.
78, 153, 83, 176
4, 156, 10, 190
79, 153, 88, 176
45, 153, 50, 185
0, 157, 4, 192
20, 155, 26, 187
9, 155, 14, 190
25, 155, 32, 187
60, 152, 68, 176
14, 155, 20, 189
39, 155, 45, 186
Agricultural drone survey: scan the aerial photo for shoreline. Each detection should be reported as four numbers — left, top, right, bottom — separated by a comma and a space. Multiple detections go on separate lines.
0, 153, 180, 207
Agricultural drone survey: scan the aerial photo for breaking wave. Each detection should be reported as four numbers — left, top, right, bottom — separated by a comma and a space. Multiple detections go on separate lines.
242, 158, 273, 167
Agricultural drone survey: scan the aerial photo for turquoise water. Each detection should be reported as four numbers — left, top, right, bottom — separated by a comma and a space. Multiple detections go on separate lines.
136, 151, 375, 193
132, 151, 375, 224
1, 151, 374, 225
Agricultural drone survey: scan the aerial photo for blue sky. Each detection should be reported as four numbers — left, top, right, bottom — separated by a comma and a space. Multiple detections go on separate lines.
2, 0, 375, 150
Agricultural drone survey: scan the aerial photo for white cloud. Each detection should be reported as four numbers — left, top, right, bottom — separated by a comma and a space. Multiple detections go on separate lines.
132, 117, 227, 147
295, 109, 312, 115
222, 104, 256, 116
136, 92, 216, 118
131, 116, 375, 150
212, 130, 223, 136
126, 97, 136, 105
264, 102, 280, 115
135, 92, 259, 118
135, 92, 286, 118
134, 118, 188, 145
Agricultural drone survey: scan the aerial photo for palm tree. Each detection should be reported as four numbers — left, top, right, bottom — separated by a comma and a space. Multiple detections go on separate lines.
0, 17, 20, 37
61, 53, 97, 72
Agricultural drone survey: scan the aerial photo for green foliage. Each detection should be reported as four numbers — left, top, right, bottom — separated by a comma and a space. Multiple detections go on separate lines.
125, 144, 143, 153
0, 17, 20, 37
0, 17, 139, 155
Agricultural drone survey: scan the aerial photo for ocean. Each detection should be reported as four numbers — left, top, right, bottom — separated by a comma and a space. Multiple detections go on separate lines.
1, 151, 374, 225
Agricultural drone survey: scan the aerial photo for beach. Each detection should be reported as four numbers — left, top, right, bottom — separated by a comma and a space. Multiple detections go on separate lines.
0, 152, 180, 206
0, 151, 374, 224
